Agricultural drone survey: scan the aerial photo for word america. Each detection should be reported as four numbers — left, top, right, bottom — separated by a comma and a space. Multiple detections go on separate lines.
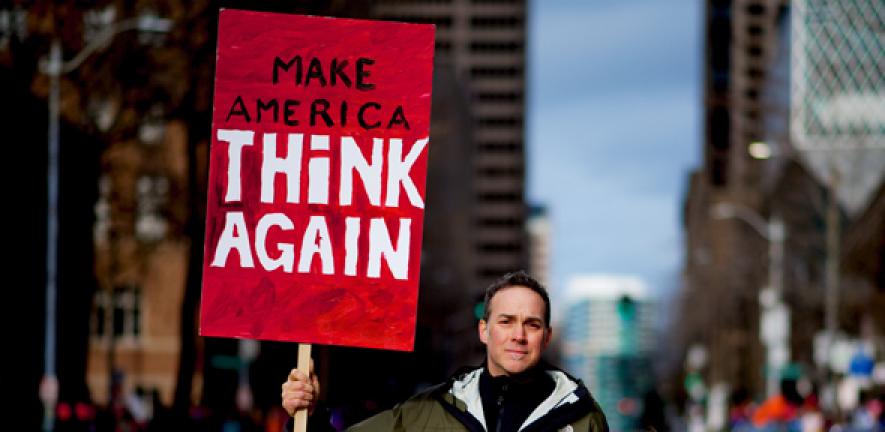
223, 56, 411, 131
210, 129, 428, 280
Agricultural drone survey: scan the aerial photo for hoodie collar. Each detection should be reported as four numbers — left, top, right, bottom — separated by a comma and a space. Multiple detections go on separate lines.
448, 365, 586, 431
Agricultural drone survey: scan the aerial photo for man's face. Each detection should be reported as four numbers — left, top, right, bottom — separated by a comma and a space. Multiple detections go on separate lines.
479, 285, 552, 377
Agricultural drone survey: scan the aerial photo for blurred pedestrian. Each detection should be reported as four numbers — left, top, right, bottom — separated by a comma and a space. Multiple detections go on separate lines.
729, 388, 755, 431
849, 390, 882, 431
146, 390, 173, 432
796, 386, 823, 432
264, 405, 289, 432
281, 271, 610, 431
639, 387, 669, 431
751, 378, 803, 431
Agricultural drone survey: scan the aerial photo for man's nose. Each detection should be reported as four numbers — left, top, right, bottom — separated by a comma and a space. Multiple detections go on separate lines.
512, 325, 527, 342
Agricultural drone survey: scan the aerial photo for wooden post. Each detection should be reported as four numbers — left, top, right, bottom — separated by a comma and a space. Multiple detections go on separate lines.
294, 343, 312, 432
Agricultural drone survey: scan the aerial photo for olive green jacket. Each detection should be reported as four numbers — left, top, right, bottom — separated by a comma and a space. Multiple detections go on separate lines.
348, 367, 608, 432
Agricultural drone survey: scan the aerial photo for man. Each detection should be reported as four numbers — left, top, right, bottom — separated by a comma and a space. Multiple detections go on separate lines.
281, 271, 609, 431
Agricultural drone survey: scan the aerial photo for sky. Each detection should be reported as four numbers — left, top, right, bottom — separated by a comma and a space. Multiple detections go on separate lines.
526, 0, 702, 309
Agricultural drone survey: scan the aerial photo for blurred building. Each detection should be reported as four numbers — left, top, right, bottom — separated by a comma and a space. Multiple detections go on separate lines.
526, 204, 551, 289
678, 0, 884, 414
561, 275, 656, 431
678, 0, 791, 402
87, 123, 192, 406
371, 0, 530, 368
2, 2, 199, 419
66, 5, 205, 408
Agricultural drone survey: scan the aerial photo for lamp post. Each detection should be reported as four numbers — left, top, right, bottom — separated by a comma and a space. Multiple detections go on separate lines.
747, 139, 845, 379
39, 14, 171, 432
711, 202, 788, 398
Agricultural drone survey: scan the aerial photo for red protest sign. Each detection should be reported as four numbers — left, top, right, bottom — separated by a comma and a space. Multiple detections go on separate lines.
199, 9, 435, 351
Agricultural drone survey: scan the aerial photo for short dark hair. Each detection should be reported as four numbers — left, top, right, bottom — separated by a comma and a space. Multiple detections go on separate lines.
482, 270, 551, 327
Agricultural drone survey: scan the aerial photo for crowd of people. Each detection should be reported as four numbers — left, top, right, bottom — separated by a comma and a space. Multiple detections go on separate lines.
725, 380, 885, 431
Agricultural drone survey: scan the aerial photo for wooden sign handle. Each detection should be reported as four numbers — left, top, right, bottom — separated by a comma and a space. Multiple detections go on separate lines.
294, 343, 312, 432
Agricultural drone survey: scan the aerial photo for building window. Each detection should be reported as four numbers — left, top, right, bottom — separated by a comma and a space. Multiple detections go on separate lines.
709, 107, 730, 150
746, 67, 763, 79
712, 71, 729, 92
711, 157, 728, 187
746, 3, 765, 15
469, 41, 523, 53
477, 217, 521, 227
478, 141, 520, 152
477, 192, 522, 202
470, 66, 522, 78
83, 6, 117, 45
477, 166, 522, 177
477, 116, 522, 127
94, 300, 106, 337
138, 105, 166, 146
470, 16, 522, 28
94, 175, 111, 246
0, 7, 28, 48
135, 175, 168, 242
476, 91, 522, 102
747, 45, 763, 57
92, 284, 142, 341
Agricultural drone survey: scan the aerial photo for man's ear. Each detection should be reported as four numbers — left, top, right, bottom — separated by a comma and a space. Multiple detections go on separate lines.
478, 320, 489, 345
542, 326, 553, 349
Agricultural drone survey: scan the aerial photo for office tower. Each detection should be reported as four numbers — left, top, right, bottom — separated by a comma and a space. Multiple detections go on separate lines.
679, 0, 792, 399
373, 0, 529, 296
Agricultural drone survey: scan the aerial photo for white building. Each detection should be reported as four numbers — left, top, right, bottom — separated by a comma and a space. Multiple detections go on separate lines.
561, 274, 657, 430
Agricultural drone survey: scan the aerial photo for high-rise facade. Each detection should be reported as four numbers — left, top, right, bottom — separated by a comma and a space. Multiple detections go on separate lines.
373, 0, 528, 286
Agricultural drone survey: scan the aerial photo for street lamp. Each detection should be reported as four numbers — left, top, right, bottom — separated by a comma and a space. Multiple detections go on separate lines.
710, 202, 788, 398
747, 139, 844, 381
748, 141, 773, 160
38, 13, 171, 432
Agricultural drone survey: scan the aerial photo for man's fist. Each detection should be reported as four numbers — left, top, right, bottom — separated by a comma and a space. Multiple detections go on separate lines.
281, 360, 319, 417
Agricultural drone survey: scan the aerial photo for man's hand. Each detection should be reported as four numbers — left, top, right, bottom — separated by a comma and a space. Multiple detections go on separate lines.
281, 359, 320, 417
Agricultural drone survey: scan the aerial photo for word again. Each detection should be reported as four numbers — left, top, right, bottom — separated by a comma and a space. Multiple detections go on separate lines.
211, 213, 412, 280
